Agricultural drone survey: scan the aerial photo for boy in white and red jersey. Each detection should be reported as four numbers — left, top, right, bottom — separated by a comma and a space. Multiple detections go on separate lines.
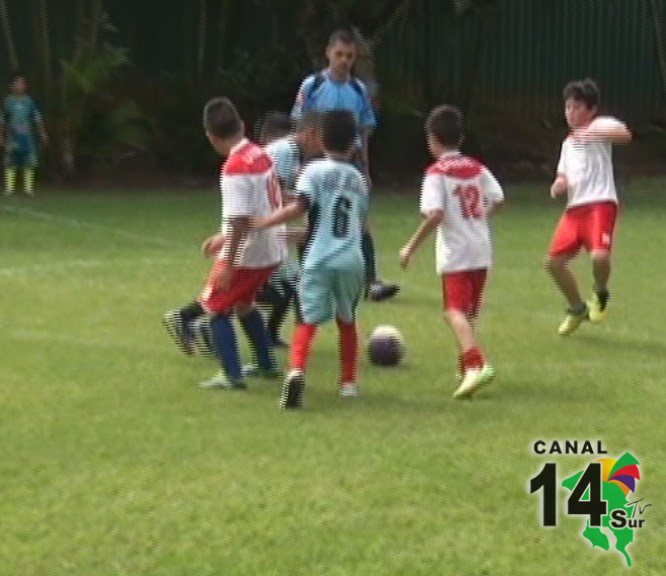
399, 105, 504, 399
178, 97, 286, 389
547, 79, 632, 336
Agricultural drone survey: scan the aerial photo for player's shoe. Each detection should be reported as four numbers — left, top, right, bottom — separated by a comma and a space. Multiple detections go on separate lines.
162, 310, 194, 355
281, 369, 305, 409
453, 364, 495, 399
242, 364, 282, 379
587, 291, 610, 323
339, 382, 359, 398
367, 281, 400, 302
557, 305, 589, 336
190, 315, 215, 357
199, 370, 246, 390
269, 336, 289, 348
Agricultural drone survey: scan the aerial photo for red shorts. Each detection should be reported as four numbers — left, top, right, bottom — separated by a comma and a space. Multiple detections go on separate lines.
442, 269, 488, 317
199, 260, 276, 314
548, 201, 618, 257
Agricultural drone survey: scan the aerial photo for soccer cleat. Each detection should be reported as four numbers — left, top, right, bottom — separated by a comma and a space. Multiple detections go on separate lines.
557, 306, 589, 336
242, 364, 282, 379
199, 370, 246, 390
587, 291, 610, 323
269, 336, 289, 349
162, 310, 194, 355
368, 281, 400, 302
339, 382, 359, 398
190, 315, 215, 357
280, 369, 305, 409
453, 364, 495, 399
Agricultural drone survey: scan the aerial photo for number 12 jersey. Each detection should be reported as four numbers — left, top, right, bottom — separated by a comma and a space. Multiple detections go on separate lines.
420, 150, 504, 274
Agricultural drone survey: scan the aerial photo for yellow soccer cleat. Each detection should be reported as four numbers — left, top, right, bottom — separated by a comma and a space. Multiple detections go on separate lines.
587, 291, 610, 323
453, 364, 495, 399
557, 306, 588, 336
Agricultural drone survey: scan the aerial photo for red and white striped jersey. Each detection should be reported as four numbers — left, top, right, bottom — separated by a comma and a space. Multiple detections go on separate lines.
219, 138, 287, 268
557, 116, 626, 209
420, 151, 504, 274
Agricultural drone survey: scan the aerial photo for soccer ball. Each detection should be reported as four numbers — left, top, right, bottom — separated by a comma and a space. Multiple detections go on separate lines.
368, 325, 405, 366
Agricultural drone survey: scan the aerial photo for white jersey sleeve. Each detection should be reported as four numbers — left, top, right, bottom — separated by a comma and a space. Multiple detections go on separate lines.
479, 167, 504, 204
419, 173, 446, 216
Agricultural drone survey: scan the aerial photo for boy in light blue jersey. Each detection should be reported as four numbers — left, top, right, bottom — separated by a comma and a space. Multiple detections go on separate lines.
255, 112, 322, 347
1, 73, 49, 196
253, 110, 367, 409
291, 29, 399, 303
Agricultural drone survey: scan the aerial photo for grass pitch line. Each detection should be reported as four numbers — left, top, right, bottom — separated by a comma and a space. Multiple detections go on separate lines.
0, 257, 181, 278
1, 205, 182, 248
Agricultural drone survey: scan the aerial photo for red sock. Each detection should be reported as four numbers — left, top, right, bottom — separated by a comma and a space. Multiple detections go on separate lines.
462, 346, 484, 371
336, 318, 358, 383
290, 323, 317, 371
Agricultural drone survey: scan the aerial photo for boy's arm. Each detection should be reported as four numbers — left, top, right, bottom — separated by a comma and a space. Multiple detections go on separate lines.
574, 118, 632, 145
399, 209, 444, 269
252, 197, 308, 230
211, 217, 248, 291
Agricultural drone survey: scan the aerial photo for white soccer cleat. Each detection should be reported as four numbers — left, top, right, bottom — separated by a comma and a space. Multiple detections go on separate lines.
339, 382, 359, 398
453, 364, 495, 399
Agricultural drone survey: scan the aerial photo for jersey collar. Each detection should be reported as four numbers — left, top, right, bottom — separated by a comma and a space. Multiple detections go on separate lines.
229, 137, 249, 156
438, 149, 461, 159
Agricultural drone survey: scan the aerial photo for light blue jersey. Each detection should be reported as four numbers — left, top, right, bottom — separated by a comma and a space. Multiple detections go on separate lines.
291, 70, 376, 130
264, 136, 302, 190
2, 95, 42, 168
297, 158, 368, 272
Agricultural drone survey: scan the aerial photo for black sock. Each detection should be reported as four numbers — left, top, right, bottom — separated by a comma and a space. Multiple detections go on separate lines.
361, 231, 378, 285
268, 284, 293, 341
595, 289, 610, 309
179, 301, 204, 324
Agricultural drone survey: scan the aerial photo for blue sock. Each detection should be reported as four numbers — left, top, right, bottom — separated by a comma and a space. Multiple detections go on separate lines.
210, 314, 242, 380
239, 308, 275, 370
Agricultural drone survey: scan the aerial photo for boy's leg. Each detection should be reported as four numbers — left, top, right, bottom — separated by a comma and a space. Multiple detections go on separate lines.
23, 168, 35, 196
443, 271, 493, 398
585, 203, 617, 322
333, 267, 363, 395
281, 268, 330, 409
4, 167, 17, 195
198, 263, 273, 389
162, 300, 205, 355
362, 220, 399, 302
237, 302, 279, 376
547, 209, 588, 335
202, 312, 245, 389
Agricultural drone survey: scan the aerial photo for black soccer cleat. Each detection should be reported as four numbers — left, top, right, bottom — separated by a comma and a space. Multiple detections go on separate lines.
281, 370, 305, 409
162, 310, 194, 355
368, 281, 400, 302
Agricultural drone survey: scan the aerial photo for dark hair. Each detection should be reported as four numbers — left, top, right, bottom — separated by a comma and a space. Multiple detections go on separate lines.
321, 109, 357, 153
563, 78, 600, 109
203, 97, 243, 139
425, 105, 463, 147
9, 71, 24, 84
328, 29, 356, 47
257, 111, 292, 144
294, 111, 322, 132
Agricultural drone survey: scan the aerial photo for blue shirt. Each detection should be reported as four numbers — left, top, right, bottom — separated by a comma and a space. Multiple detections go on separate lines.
291, 70, 376, 130
296, 158, 368, 271
2, 95, 42, 150
264, 136, 302, 190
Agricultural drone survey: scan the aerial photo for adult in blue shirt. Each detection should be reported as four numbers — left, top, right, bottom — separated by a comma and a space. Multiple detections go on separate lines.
291, 29, 399, 303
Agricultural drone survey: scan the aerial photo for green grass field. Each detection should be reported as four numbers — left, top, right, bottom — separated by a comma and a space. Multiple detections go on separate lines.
1, 180, 665, 575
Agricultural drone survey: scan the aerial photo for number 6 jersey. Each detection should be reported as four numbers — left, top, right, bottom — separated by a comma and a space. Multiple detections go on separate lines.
420, 150, 504, 274
296, 157, 369, 271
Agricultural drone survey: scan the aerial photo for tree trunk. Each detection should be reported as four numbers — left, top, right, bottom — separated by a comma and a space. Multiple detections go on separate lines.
0, 0, 19, 70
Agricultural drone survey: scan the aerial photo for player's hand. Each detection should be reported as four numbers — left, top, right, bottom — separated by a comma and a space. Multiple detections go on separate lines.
201, 234, 224, 258
249, 217, 267, 230
399, 245, 413, 269
550, 177, 568, 198
212, 265, 233, 292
